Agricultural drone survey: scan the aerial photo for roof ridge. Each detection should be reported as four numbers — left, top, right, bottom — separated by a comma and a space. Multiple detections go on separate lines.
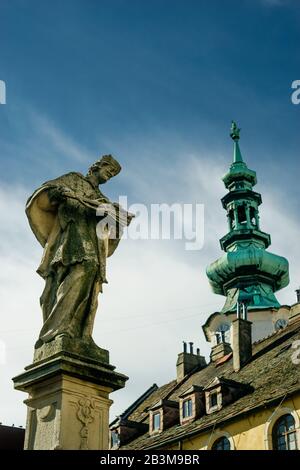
110, 383, 158, 426
165, 363, 208, 400
253, 318, 300, 347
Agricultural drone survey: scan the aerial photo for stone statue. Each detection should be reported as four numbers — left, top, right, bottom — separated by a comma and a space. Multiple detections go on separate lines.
230, 120, 241, 141
26, 155, 133, 347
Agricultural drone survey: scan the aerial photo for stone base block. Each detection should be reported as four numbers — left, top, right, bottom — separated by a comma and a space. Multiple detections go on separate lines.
13, 337, 128, 450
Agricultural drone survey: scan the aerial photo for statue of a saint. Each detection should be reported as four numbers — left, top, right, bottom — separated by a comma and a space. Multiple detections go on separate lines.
26, 155, 133, 346
230, 120, 241, 141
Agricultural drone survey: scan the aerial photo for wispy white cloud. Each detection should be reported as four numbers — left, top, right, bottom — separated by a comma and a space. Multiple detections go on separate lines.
30, 111, 93, 164
0, 105, 94, 186
0, 140, 299, 425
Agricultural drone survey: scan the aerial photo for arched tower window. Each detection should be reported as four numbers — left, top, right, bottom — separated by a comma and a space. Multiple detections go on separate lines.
228, 209, 235, 230
212, 436, 231, 450
237, 204, 247, 225
215, 323, 230, 344
272, 414, 298, 450
249, 206, 257, 227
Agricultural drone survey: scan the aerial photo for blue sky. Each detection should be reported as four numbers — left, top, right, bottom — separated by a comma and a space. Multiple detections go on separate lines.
0, 0, 299, 186
0, 0, 299, 426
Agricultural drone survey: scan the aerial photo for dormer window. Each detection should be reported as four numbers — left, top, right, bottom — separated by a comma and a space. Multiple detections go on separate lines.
210, 392, 218, 408
153, 412, 161, 431
149, 400, 179, 435
109, 418, 148, 448
179, 385, 205, 424
206, 389, 221, 413
205, 377, 250, 415
182, 399, 193, 419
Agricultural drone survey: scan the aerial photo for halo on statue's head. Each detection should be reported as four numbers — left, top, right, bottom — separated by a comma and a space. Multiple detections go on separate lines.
87, 155, 121, 177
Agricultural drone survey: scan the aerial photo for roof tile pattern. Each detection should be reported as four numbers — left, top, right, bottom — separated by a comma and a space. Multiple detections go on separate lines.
120, 318, 300, 449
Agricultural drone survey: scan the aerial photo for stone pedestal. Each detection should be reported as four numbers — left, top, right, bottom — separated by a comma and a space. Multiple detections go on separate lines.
13, 336, 128, 450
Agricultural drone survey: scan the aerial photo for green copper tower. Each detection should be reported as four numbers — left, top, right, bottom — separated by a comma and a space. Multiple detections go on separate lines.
206, 122, 289, 313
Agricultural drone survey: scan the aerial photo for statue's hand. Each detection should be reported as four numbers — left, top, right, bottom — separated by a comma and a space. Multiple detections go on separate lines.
113, 203, 135, 225
48, 186, 75, 205
97, 202, 115, 217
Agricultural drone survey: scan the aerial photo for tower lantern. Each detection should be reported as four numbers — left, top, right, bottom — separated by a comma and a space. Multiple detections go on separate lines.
206, 122, 289, 313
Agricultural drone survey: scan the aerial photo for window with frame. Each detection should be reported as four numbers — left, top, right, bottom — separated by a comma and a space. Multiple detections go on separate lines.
272, 414, 298, 450
110, 430, 120, 448
228, 209, 235, 230
249, 206, 257, 226
153, 412, 161, 431
209, 392, 218, 408
182, 398, 193, 419
212, 436, 231, 450
274, 318, 288, 331
237, 205, 247, 225
215, 323, 230, 344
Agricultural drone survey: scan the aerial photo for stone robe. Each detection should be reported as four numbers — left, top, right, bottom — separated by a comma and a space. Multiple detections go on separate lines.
26, 172, 123, 344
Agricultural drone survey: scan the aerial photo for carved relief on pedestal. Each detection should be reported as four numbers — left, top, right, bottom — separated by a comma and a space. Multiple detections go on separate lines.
36, 403, 56, 422
76, 397, 95, 450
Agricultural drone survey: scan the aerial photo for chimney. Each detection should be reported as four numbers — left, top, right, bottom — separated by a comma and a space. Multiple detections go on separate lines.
232, 303, 252, 372
176, 342, 206, 382
210, 325, 232, 363
210, 342, 232, 362
296, 288, 300, 303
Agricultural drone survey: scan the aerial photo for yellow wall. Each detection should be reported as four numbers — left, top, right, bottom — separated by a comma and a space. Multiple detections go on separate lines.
167, 395, 300, 450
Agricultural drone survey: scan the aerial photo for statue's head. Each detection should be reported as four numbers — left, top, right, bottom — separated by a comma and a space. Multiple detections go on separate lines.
87, 155, 122, 184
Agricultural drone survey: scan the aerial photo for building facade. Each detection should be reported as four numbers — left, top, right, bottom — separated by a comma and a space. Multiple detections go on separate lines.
110, 123, 300, 451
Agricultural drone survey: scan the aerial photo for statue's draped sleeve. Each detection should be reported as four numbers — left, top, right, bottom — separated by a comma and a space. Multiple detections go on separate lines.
25, 172, 122, 282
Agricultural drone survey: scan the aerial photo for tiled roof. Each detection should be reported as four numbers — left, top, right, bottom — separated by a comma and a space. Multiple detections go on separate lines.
119, 317, 300, 449
128, 380, 177, 423
110, 383, 158, 427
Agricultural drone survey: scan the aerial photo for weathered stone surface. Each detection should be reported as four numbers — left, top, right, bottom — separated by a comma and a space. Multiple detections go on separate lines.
13, 155, 131, 449
210, 342, 232, 362
176, 352, 206, 382
13, 347, 128, 450
33, 335, 109, 365
21, 374, 113, 450
26, 155, 133, 345
232, 318, 252, 372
